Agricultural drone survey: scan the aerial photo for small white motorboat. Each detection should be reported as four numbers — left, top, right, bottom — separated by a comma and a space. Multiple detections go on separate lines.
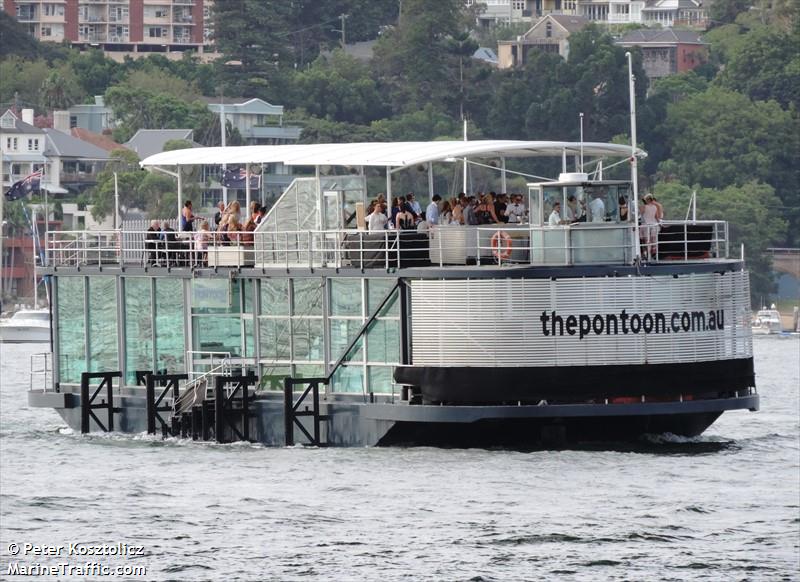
751, 306, 783, 335
0, 309, 51, 343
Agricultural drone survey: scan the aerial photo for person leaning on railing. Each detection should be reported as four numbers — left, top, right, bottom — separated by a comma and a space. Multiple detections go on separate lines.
194, 221, 211, 266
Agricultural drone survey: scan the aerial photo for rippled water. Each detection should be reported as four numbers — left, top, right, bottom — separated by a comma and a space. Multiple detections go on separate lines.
1, 338, 798, 581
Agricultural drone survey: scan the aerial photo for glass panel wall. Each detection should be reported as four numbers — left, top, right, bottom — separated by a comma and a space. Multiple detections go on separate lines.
155, 278, 185, 373
253, 276, 400, 394
329, 279, 363, 393
124, 278, 153, 384
258, 279, 291, 373
292, 279, 324, 364
191, 278, 241, 359
87, 277, 118, 373
365, 280, 401, 394
56, 276, 86, 383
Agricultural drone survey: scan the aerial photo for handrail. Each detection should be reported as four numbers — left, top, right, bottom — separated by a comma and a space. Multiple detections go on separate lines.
44, 220, 731, 270
30, 352, 53, 392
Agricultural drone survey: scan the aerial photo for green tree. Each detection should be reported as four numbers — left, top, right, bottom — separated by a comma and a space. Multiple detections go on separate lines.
371, 0, 465, 113
138, 173, 177, 219
0, 57, 52, 112
211, 1, 294, 97
709, 0, 751, 26
89, 150, 146, 221
714, 25, 800, 109
40, 68, 85, 111
657, 88, 798, 205
0, 11, 45, 59
105, 84, 213, 142
653, 181, 788, 300
289, 51, 386, 124
69, 49, 124, 97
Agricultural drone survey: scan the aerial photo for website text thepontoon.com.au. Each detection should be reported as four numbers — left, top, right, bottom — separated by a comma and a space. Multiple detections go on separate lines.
540, 309, 725, 340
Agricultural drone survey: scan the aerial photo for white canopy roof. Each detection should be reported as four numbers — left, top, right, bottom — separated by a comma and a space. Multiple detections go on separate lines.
140, 140, 644, 170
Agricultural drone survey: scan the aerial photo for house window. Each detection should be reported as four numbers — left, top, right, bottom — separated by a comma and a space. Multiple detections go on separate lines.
41, 26, 52, 37
6, 137, 18, 151
546, 21, 552, 38
148, 27, 165, 38
28, 138, 40, 151
563, 0, 576, 11
512, 0, 525, 9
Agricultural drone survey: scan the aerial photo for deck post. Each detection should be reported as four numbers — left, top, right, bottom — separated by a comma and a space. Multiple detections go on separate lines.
145, 374, 155, 435
283, 377, 293, 446
80, 375, 90, 434
215, 375, 225, 443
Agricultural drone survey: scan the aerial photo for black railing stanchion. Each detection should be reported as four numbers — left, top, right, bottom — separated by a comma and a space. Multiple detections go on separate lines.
80, 376, 90, 434
284, 377, 294, 446
313, 381, 321, 445
145, 374, 156, 435
80, 371, 122, 434
145, 373, 188, 436
215, 375, 225, 443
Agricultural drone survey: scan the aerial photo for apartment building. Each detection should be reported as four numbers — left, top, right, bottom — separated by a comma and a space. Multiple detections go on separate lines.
468, 0, 707, 29
2, 0, 215, 55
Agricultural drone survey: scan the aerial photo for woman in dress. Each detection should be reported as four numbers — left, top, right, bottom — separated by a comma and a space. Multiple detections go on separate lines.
181, 200, 197, 232
640, 194, 660, 260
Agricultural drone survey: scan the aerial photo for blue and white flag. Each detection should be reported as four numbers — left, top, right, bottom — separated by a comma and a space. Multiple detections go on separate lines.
221, 167, 260, 189
4, 170, 42, 201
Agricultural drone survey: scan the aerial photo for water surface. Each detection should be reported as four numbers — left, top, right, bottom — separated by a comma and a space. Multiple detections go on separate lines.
1, 337, 798, 580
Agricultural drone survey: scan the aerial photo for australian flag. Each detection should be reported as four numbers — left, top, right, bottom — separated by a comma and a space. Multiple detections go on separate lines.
221, 167, 260, 189
4, 170, 42, 201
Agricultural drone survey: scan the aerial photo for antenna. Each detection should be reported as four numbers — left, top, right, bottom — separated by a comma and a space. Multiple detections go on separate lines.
579, 112, 584, 170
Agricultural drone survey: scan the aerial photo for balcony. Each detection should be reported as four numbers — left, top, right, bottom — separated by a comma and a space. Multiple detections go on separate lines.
80, 14, 108, 23
16, 10, 37, 22
108, 35, 130, 43
78, 33, 108, 42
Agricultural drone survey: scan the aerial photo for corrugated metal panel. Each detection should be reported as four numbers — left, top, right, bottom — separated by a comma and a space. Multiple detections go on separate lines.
410, 271, 752, 367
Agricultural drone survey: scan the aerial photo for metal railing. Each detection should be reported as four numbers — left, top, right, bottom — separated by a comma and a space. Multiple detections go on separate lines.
45, 221, 730, 270
175, 352, 233, 414
30, 352, 53, 392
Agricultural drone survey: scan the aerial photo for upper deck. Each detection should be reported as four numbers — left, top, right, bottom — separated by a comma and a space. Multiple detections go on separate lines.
41, 140, 731, 275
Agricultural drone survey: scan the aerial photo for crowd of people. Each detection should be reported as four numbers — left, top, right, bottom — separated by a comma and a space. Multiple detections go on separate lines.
145, 189, 665, 265
145, 199, 267, 266
364, 191, 530, 232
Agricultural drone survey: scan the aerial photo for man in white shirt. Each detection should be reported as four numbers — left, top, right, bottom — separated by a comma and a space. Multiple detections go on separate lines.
588, 191, 606, 222
505, 194, 526, 223
426, 194, 441, 225
548, 201, 564, 226
368, 203, 388, 231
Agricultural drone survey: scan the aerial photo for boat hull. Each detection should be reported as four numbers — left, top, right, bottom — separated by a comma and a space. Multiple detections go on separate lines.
0, 326, 50, 343
29, 388, 757, 448
395, 358, 755, 404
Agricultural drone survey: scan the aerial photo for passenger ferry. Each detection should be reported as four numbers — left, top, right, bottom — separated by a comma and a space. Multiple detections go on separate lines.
28, 140, 757, 447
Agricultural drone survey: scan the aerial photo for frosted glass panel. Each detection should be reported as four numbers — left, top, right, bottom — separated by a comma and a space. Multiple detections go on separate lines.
88, 277, 118, 373
57, 277, 85, 384
125, 278, 152, 384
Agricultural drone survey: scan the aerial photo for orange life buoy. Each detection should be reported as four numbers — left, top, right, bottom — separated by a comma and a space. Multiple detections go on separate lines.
490, 230, 513, 260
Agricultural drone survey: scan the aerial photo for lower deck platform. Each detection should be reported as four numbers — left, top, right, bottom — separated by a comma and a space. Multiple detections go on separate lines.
28, 387, 759, 448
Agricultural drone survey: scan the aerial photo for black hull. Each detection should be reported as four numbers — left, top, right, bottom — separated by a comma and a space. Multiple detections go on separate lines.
395, 358, 755, 405
378, 412, 723, 448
